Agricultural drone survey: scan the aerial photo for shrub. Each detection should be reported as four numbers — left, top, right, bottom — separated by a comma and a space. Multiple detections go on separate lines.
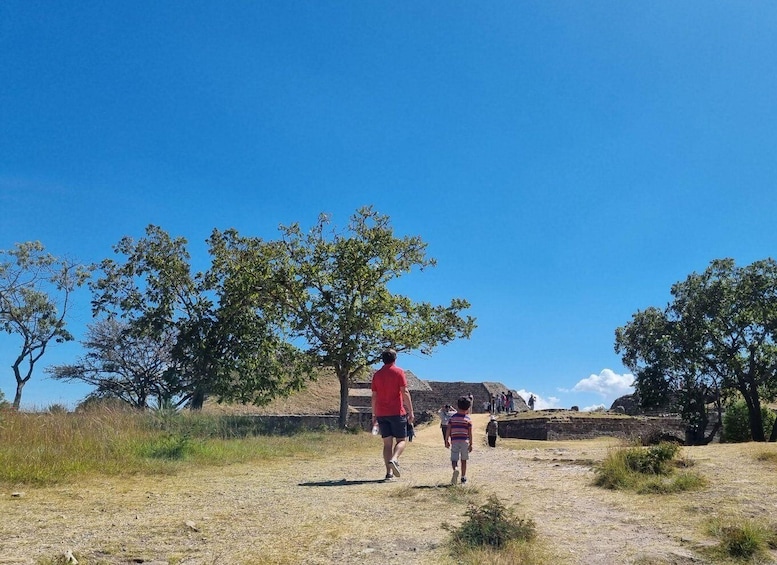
594, 442, 704, 493
623, 442, 679, 475
722, 399, 776, 443
636, 471, 707, 494
446, 494, 535, 550
706, 518, 777, 560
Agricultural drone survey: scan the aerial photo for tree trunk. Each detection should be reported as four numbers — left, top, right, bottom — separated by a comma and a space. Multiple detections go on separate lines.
189, 388, 205, 410
746, 395, 766, 442
702, 419, 722, 445
337, 370, 350, 429
12, 380, 24, 410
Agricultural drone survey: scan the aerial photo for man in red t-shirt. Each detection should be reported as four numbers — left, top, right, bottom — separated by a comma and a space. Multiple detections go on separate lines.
371, 349, 415, 480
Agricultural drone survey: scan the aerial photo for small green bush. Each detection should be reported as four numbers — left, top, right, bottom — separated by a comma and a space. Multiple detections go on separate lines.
722, 399, 776, 443
594, 443, 704, 494
706, 518, 777, 560
623, 442, 679, 475
446, 494, 535, 550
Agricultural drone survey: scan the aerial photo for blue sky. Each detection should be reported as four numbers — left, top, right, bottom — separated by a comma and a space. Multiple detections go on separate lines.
2, 2, 777, 411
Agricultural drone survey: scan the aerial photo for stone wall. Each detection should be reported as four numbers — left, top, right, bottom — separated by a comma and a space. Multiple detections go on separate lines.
498, 414, 687, 442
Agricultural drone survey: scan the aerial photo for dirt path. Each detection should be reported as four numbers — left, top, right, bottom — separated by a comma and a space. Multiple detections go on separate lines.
408, 414, 704, 564
3, 415, 777, 564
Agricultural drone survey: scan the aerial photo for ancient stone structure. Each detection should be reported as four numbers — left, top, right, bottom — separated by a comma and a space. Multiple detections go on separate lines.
498, 413, 686, 443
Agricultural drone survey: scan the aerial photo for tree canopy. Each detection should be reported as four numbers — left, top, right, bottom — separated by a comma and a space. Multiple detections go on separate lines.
615, 258, 777, 444
89, 225, 312, 410
47, 318, 182, 409
219, 207, 477, 427
13, 208, 475, 419
0, 242, 90, 409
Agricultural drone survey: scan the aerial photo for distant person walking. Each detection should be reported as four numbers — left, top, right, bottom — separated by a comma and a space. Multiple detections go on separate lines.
445, 396, 474, 485
528, 394, 536, 410
371, 349, 415, 480
486, 415, 498, 448
438, 404, 455, 445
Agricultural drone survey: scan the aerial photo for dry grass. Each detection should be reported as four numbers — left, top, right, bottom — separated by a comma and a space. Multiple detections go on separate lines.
3, 414, 777, 564
201, 368, 343, 415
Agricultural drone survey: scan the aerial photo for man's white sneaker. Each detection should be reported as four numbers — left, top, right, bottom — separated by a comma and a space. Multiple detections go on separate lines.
451, 469, 459, 485
389, 460, 401, 478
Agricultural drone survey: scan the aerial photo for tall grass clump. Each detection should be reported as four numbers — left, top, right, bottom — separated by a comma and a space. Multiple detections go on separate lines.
705, 517, 777, 560
444, 494, 536, 551
0, 408, 373, 486
593, 442, 706, 493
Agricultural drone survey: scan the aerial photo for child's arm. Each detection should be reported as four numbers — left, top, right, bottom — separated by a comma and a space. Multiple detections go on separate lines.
468, 421, 474, 452
444, 423, 451, 448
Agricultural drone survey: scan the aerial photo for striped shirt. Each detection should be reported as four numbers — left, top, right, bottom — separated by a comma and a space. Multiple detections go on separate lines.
448, 412, 472, 442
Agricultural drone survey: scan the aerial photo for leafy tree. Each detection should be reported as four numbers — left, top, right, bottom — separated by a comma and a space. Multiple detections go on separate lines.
722, 398, 776, 443
615, 306, 723, 445
47, 318, 183, 409
90, 225, 311, 409
222, 207, 477, 428
0, 388, 9, 409
616, 258, 777, 443
0, 242, 91, 409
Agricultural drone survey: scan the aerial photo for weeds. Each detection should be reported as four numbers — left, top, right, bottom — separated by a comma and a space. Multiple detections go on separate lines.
706, 517, 777, 560
593, 442, 705, 493
444, 494, 536, 550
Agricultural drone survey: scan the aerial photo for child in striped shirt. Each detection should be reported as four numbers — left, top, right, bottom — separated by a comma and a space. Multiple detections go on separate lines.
444, 396, 473, 485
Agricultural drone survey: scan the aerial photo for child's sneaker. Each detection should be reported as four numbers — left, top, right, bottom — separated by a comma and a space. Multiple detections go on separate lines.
460, 476, 468, 485
384, 473, 394, 481
451, 469, 459, 485
389, 459, 401, 478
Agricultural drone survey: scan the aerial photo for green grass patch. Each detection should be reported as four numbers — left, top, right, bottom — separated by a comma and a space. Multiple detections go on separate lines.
705, 517, 777, 561
593, 442, 706, 493
0, 409, 371, 487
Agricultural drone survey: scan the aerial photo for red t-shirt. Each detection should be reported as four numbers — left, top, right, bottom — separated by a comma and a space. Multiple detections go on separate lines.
371, 363, 408, 417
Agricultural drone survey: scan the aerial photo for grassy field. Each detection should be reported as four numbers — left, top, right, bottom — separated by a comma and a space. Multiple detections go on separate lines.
3, 409, 777, 564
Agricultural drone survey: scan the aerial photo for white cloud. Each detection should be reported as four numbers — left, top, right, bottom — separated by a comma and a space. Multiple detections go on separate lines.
572, 369, 634, 398
581, 404, 606, 412
516, 389, 561, 411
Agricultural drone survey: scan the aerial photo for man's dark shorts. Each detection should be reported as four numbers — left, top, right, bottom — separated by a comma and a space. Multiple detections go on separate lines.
377, 415, 407, 439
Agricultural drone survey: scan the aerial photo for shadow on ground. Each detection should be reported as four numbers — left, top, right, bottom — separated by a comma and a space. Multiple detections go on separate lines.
299, 478, 391, 487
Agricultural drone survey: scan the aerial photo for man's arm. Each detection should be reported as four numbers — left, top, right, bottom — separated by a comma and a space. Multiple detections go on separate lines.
401, 386, 414, 423
371, 390, 378, 426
